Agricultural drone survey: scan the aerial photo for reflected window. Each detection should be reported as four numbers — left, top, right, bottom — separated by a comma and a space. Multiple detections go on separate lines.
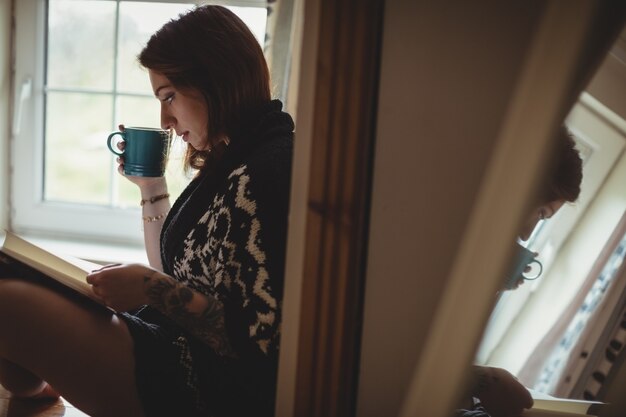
534, 231, 626, 394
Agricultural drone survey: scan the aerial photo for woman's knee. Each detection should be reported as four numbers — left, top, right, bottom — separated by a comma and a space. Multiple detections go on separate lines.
0, 279, 26, 308
0, 279, 39, 313
0, 280, 55, 339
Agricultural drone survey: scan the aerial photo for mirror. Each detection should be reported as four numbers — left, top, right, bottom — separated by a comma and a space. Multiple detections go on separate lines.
477, 25, 626, 405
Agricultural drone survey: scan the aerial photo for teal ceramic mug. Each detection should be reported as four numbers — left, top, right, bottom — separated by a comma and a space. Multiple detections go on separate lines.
504, 242, 543, 290
107, 127, 172, 177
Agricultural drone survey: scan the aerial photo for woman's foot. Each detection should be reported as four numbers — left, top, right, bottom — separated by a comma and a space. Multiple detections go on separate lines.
12, 382, 61, 401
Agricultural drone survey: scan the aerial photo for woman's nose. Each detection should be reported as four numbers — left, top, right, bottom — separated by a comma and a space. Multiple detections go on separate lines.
160, 106, 175, 130
519, 218, 540, 242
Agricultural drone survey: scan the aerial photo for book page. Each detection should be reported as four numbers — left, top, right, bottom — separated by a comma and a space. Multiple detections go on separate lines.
1, 231, 103, 302
523, 409, 594, 417
525, 389, 605, 416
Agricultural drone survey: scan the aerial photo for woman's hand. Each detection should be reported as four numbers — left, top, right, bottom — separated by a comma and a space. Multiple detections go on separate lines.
86, 263, 158, 312
472, 366, 533, 417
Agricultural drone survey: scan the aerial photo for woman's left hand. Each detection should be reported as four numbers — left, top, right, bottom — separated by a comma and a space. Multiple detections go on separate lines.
86, 263, 157, 311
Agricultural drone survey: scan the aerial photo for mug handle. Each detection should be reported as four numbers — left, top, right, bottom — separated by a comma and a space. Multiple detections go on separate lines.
107, 131, 125, 156
522, 259, 543, 280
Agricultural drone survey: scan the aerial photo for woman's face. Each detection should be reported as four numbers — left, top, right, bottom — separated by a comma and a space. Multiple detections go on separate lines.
519, 199, 566, 242
149, 70, 211, 151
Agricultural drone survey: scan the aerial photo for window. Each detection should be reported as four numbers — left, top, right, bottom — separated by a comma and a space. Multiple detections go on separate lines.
533, 229, 626, 395
476, 93, 626, 370
11, 0, 268, 244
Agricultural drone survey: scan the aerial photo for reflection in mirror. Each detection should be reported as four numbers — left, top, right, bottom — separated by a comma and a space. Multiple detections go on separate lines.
476, 26, 626, 407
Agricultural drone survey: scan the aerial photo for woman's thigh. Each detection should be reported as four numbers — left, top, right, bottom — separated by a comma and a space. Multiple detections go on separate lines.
0, 279, 144, 417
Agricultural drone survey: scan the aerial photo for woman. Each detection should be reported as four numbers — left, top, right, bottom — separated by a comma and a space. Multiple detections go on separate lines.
459, 125, 584, 417
518, 124, 583, 243
0, 5, 293, 417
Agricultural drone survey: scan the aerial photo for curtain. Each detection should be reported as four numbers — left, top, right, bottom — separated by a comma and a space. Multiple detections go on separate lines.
264, 0, 296, 105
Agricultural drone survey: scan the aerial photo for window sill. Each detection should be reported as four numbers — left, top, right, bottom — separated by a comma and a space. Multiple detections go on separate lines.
0, 230, 148, 266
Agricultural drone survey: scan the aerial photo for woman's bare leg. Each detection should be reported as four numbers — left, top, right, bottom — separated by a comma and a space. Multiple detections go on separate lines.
0, 279, 144, 417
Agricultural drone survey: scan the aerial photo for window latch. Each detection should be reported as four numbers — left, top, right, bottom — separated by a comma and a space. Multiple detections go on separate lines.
12, 77, 32, 137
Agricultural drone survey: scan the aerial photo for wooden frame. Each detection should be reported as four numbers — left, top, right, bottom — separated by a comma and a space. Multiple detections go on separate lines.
290, 0, 384, 416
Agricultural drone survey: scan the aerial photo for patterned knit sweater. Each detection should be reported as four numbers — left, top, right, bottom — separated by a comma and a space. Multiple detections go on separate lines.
159, 100, 294, 415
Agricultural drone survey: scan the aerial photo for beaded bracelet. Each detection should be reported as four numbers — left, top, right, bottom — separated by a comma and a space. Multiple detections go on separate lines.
142, 212, 168, 223
140, 193, 170, 206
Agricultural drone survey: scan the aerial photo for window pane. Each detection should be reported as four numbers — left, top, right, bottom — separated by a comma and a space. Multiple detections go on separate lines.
45, 92, 113, 204
227, 6, 267, 46
47, 0, 116, 90
117, 95, 161, 128
117, 2, 194, 94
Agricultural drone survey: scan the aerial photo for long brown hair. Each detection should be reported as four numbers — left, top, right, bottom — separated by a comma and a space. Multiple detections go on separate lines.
543, 125, 583, 204
139, 5, 271, 172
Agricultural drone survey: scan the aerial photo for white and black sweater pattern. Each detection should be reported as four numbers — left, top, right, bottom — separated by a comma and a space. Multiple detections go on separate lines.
172, 164, 279, 355
160, 100, 293, 364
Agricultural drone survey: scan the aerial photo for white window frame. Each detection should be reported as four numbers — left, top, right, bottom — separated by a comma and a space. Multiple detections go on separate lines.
11, 0, 267, 245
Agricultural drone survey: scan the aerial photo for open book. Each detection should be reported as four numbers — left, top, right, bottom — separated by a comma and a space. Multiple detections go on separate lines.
522, 389, 606, 416
0, 231, 109, 309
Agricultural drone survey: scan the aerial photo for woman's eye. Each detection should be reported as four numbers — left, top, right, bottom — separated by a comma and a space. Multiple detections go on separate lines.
161, 94, 174, 104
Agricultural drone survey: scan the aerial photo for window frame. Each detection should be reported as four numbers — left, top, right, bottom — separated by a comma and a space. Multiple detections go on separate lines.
11, 0, 267, 245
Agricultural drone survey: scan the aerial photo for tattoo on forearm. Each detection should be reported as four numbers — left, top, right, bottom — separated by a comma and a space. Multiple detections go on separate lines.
474, 367, 498, 395
145, 274, 234, 356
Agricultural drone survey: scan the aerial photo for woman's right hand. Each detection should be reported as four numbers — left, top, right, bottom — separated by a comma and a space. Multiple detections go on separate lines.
472, 366, 533, 417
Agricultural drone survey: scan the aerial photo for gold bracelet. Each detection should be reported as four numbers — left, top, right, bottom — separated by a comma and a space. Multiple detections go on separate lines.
140, 193, 170, 206
142, 212, 168, 223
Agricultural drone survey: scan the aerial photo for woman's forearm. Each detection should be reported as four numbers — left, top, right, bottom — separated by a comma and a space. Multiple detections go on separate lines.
139, 182, 170, 271
143, 271, 234, 355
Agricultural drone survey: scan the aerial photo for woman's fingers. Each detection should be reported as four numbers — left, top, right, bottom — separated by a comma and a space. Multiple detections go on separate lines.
115, 156, 125, 176
98, 263, 123, 271
87, 263, 122, 282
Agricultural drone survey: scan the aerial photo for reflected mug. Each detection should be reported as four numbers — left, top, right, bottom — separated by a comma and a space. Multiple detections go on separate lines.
504, 242, 543, 290
107, 127, 171, 177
